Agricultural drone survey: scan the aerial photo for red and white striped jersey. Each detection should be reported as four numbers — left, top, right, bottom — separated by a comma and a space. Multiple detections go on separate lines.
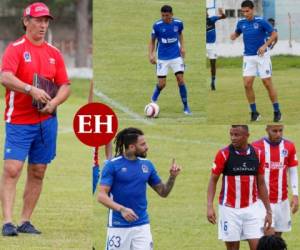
252, 138, 298, 203
212, 145, 265, 208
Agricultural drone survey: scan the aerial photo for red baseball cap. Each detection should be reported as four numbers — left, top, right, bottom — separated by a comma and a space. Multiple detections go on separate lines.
23, 2, 53, 19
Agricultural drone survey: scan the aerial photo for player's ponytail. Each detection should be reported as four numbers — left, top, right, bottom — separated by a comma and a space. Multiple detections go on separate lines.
114, 127, 144, 157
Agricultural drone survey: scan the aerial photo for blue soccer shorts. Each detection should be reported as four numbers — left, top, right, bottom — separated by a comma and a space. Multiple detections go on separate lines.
4, 116, 58, 164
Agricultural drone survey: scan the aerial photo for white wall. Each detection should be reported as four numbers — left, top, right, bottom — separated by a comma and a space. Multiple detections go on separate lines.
276, 0, 300, 42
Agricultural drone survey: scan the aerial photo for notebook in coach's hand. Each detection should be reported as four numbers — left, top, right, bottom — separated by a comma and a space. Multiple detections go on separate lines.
32, 73, 58, 110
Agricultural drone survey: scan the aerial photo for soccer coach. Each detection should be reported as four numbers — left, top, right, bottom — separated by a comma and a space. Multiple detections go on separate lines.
0, 2, 70, 236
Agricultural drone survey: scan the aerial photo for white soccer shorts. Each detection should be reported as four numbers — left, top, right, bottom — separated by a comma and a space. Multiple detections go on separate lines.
156, 57, 185, 77
206, 43, 217, 59
243, 53, 272, 79
105, 224, 153, 250
218, 202, 263, 242
258, 199, 291, 233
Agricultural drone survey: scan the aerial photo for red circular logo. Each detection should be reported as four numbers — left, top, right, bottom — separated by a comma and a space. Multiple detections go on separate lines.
73, 102, 118, 147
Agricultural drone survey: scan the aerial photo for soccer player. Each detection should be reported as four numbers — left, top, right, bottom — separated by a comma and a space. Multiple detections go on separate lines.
98, 127, 181, 250
0, 2, 70, 236
252, 125, 298, 237
206, 8, 226, 90
149, 5, 191, 115
207, 125, 272, 250
230, 0, 281, 122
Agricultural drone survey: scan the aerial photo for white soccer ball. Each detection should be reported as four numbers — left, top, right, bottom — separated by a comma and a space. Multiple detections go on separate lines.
144, 102, 160, 118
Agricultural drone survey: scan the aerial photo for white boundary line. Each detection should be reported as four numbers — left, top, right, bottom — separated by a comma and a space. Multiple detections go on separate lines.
147, 135, 223, 146
58, 128, 73, 134
93, 89, 154, 125
58, 127, 222, 147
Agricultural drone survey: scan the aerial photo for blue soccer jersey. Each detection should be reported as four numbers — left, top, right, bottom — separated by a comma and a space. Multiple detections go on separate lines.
100, 156, 162, 228
151, 18, 183, 60
235, 16, 273, 56
206, 16, 220, 43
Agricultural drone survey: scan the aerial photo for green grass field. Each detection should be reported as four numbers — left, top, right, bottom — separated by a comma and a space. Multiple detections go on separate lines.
93, 1, 207, 248
198, 125, 300, 250
207, 56, 300, 124
0, 79, 92, 249
93, 1, 300, 249
94, 124, 300, 250
94, 0, 206, 125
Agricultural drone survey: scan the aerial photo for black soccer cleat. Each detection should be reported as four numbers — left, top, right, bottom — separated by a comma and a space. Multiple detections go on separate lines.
17, 221, 41, 234
273, 111, 282, 122
250, 111, 261, 122
2, 223, 18, 236
210, 82, 216, 91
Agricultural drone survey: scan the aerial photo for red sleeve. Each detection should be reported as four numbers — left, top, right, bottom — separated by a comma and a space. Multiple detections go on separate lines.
54, 51, 69, 85
212, 149, 227, 176
1, 44, 20, 74
288, 143, 298, 168
257, 148, 265, 175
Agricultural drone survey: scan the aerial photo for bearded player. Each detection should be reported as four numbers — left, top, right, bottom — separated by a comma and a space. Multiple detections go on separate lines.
253, 125, 298, 238
98, 127, 181, 249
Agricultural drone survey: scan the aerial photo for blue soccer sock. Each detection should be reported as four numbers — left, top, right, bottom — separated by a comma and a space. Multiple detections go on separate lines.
211, 76, 216, 83
179, 84, 188, 109
151, 84, 162, 102
273, 102, 280, 112
250, 103, 257, 112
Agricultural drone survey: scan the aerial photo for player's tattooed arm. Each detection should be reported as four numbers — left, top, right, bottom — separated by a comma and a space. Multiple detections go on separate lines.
152, 159, 181, 198
152, 176, 176, 198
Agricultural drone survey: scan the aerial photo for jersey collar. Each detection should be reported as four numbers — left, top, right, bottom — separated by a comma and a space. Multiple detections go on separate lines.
263, 137, 283, 146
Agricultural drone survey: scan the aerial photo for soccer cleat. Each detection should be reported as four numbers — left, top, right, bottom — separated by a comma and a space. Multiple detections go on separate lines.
17, 221, 41, 234
273, 111, 282, 122
183, 106, 192, 115
210, 82, 216, 91
250, 111, 261, 121
2, 223, 18, 236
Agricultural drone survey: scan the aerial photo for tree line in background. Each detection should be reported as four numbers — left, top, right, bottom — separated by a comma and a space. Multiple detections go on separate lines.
3, 0, 91, 67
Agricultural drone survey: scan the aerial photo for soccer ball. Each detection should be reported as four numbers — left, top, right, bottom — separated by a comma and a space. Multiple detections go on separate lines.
144, 102, 160, 118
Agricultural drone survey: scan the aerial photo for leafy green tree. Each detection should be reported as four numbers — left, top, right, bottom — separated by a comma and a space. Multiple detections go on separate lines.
4, 0, 91, 67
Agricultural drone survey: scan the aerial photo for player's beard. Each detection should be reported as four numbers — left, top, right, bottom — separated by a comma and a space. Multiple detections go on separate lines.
135, 151, 147, 158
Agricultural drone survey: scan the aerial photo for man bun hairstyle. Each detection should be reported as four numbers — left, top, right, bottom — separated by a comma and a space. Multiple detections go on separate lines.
114, 127, 144, 157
